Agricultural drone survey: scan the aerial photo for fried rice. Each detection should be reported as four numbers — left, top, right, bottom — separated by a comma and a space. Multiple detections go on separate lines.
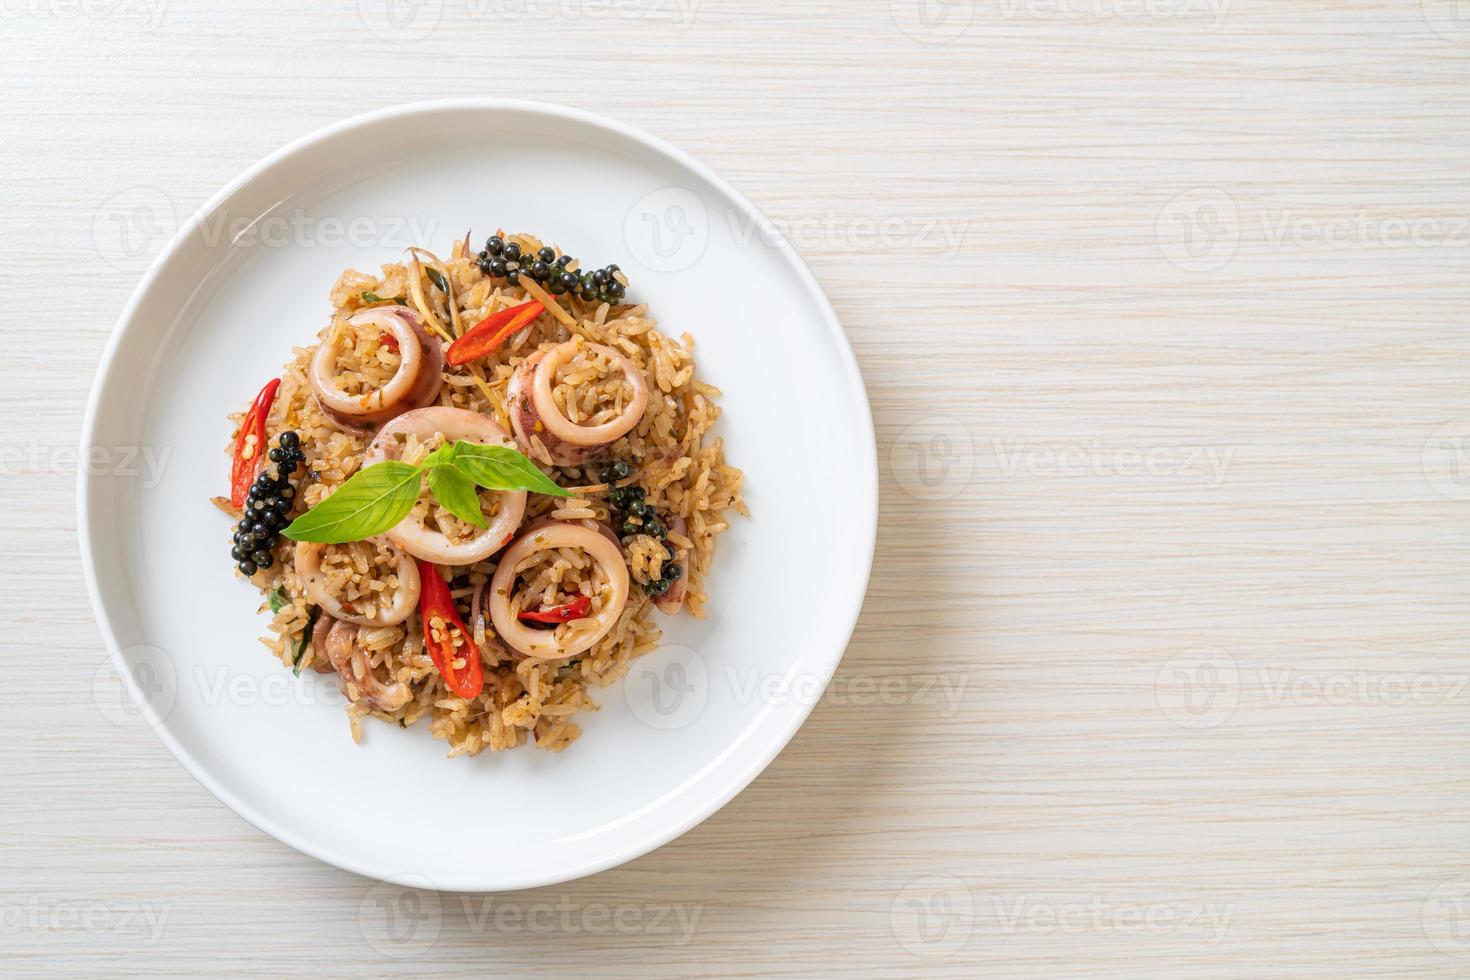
222, 232, 744, 757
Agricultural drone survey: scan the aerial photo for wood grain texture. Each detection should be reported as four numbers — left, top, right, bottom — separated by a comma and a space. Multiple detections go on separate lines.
3, 0, 1469, 975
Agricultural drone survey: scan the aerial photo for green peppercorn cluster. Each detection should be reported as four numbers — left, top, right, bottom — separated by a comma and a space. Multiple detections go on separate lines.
601, 459, 682, 597
476, 235, 628, 304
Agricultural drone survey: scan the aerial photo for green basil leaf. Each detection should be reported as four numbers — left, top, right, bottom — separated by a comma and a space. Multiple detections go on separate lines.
281, 460, 424, 543
293, 605, 321, 677
360, 291, 385, 303
267, 587, 289, 613
427, 463, 487, 528
425, 267, 448, 293
421, 442, 456, 470
449, 441, 572, 497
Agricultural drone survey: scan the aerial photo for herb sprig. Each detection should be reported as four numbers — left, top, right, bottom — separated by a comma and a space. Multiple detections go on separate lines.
282, 441, 569, 545
293, 605, 321, 676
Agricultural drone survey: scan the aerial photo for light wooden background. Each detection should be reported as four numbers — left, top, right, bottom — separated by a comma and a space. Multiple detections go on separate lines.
4, 1, 1469, 976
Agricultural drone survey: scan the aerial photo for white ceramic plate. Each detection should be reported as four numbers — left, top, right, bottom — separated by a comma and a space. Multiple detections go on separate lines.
79, 100, 875, 891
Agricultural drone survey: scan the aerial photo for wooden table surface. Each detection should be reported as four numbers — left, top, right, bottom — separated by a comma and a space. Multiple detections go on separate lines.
4, 1, 1469, 976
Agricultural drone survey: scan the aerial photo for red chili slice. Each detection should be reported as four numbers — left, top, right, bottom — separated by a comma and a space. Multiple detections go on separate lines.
517, 594, 592, 625
415, 559, 484, 700
229, 378, 281, 508
445, 300, 543, 366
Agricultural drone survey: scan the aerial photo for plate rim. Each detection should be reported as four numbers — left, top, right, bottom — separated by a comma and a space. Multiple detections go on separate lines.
77, 97, 878, 891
